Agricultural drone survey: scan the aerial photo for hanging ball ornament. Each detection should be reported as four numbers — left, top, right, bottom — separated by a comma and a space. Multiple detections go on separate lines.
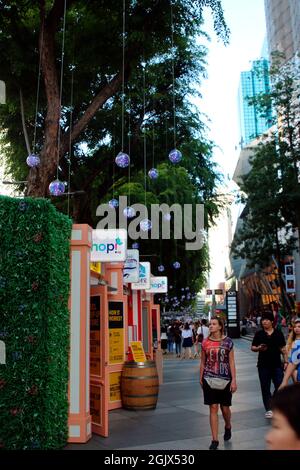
173, 261, 181, 269
158, 265, 165, 272
132, 242, 139, 249
49, 179, 66, 196
148, 168, 159, 179
123, 206, 136, 218
140, 218, 152, 232
109, 198, 119, 208
168, 148, 182, 164
26, 154, 40, 168
115, 151, 130, 168
163, 213, 171, 221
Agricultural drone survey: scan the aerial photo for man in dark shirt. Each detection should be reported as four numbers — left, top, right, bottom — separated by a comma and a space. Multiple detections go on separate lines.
251, 311, 287, 419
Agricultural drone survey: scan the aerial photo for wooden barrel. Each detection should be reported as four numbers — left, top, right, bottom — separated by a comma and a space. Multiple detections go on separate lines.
121, 361, 159, 410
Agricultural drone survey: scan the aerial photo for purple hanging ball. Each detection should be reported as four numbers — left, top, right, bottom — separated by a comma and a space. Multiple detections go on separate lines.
123, 206, 136, 218
140, 218, 152, 231
168, 148, 182, 164
26, 154, 40, 168
158, 265, 165, 272
109, 198, 119, 208
115, 151, 130, 168
132, 243, 139, 249
173, 261, 181, 269
49, 179, 66, 196
148, 168, 159, 179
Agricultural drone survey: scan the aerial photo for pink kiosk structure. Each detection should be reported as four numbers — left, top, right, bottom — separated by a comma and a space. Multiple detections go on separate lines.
68, 225, 162, 442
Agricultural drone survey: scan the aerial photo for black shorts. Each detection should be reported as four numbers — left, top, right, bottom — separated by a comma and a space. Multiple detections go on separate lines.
202, 378, 232, 406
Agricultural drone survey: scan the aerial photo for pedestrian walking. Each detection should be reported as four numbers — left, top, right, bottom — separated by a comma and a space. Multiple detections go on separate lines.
167, 324, 175, 354
265, 383, 300, 450
251, 311, 287, 419
173, 322, 182, 357
160, 327, 168, 355
279, 318, 300, 387
200, 316, 237, 450
181, 322, 193, 359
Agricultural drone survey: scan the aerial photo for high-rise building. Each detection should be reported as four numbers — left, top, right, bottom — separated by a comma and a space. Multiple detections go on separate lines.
264, 0, 300, 62
238, 59, 272, 146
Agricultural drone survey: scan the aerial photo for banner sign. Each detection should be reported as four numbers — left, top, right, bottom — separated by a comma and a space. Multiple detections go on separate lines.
109, 372, 122, 403
91, 229, 127, 262
131, 262, 151, 290
214, 289, 224, 295
123, 249, 139, 283
145, 276, 168, 293
108, 301, 124, 364
130, 341, 147, 363
90, 296, 101, 376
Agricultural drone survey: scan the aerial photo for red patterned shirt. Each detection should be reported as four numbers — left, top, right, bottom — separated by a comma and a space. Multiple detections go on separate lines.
202, 336, 233, 380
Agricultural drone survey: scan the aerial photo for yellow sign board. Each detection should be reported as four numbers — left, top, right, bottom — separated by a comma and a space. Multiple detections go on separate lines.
90, 262, 101, 274
109, 329, 124, 364
109, 372, 121, 403
130, 341, 147, 363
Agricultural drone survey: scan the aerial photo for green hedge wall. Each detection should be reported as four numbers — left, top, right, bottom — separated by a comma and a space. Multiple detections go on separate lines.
0, 196, 72, 449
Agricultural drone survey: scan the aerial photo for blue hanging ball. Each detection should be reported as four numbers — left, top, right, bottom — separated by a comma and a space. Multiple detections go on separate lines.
123, 206, 136, 218
49, 179, 66, 196
173, 261, 181, 269
115, 151, 130, 168
140, 218, 152, 231
26, 154, 40, 168
148, 168, 159, 179
158, 265, 165, 272
168, 148, 182, 164
109, 198, 119, 208
132, 243, 139, 249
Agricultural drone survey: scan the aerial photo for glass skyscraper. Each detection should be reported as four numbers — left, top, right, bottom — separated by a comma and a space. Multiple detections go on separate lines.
238, 59, 272, 146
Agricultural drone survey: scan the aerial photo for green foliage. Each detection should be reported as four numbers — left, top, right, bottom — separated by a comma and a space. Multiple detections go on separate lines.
0, 196, 72, 449
100, 163, 210, 306
0, 0, 228, 199
232, 54, 300, 268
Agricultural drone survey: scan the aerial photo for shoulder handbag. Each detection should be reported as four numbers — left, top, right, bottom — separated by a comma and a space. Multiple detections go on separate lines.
204, 377, 230, 390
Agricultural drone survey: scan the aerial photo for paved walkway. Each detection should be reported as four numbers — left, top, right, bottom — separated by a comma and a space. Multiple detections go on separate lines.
66, 339, 270, 451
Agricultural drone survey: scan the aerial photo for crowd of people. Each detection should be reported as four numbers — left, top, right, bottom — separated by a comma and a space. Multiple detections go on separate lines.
160, 319, 209, 359
160, 312, 300, 450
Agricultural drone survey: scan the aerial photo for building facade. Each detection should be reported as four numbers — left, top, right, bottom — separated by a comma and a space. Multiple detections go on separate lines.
238, 59, 272, 147
264, 0, 300, 61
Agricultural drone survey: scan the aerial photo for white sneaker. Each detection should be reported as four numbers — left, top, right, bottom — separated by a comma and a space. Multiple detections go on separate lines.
265, 410, 273, 419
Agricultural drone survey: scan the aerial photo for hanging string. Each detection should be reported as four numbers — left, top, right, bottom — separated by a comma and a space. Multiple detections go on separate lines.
121, 0, 126, 152
143, 63, 147, 207
113, 118, 116, 199
56, 0, 67, 180
152, 124, 155, 168
67, 64, 75, 216
128, 96, 131, 206
170, 0, 176, 149
32, 20, 45, 153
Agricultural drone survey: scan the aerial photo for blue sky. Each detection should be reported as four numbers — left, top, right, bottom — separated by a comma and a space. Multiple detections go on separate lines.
199, 0, 266, 178
196, 0, 267, 287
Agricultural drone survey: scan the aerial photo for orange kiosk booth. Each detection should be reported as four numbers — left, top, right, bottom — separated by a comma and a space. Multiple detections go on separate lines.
68, 225, 163, 442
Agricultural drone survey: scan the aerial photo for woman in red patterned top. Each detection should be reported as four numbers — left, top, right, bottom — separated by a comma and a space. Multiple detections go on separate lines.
200, 316, 237, 450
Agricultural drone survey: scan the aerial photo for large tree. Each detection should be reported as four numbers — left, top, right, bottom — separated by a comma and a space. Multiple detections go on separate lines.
0, 0, 229, 199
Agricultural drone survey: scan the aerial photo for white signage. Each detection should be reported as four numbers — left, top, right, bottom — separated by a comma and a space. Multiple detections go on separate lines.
145, 277, 168, 293
91, 229, 127, 262
131, 262, 151, 290
123, 249, 139, 283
